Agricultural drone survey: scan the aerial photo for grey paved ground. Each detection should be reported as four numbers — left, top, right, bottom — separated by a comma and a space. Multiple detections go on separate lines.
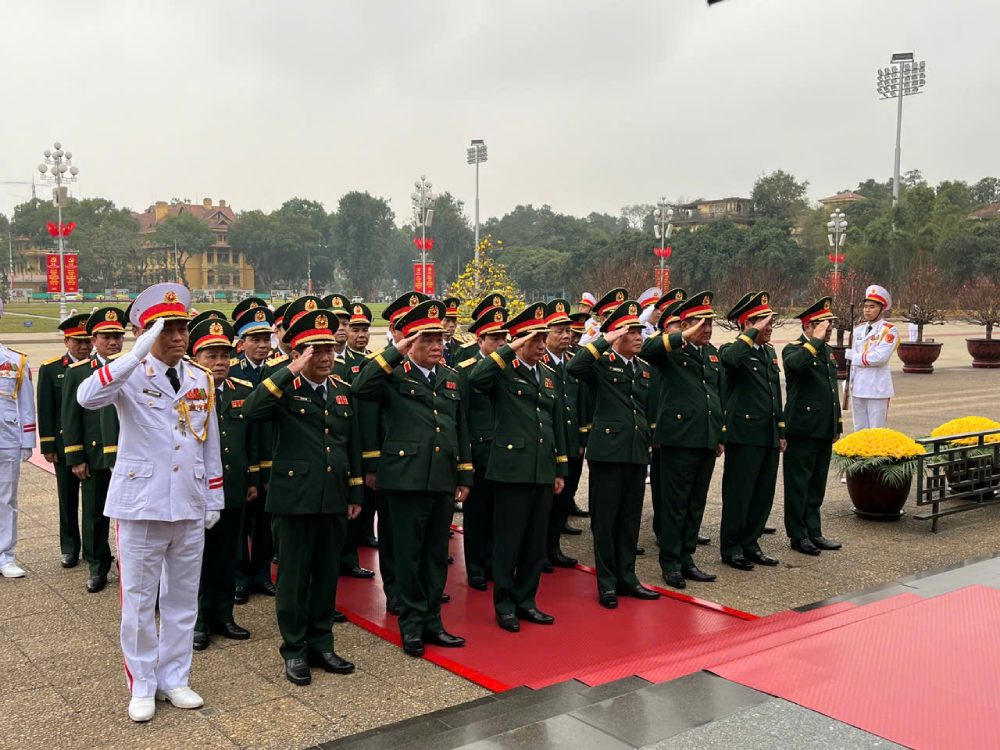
2, 322, 998, 748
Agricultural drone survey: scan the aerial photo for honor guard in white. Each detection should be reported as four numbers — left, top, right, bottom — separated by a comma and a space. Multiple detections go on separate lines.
846, 284, 899, 430
636, 287, 662, 339
0, 296, 37, 579
579, 288, 628, 346
76, 283, 224, 723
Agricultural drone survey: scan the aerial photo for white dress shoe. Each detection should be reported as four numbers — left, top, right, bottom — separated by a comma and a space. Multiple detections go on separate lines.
128, 696, 155, 722
155, 686, 204, 709
0, 562, 25, 578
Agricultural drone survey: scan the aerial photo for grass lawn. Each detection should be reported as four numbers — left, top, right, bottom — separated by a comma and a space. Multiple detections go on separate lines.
0, 301, 390, 334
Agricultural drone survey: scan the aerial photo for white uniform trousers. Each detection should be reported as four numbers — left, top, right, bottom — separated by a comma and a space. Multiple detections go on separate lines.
0, 448, 23, 566
852, 397, 889, 431
115, 518, 204, 698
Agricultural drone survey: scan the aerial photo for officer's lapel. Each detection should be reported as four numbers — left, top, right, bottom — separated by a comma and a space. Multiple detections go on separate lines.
515, 362, 539, 391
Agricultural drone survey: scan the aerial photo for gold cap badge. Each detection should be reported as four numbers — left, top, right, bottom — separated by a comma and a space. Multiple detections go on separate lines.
105, 310, 118, 321
209, 322, 223, 336
305, 299, 318, 311
409, 294, 419, 306
315, 314, 328, 329
164, 290, 178, 303
428, 306, 440, 318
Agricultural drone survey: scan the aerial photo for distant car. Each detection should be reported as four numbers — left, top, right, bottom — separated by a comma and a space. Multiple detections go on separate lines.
350, 295, 364, 303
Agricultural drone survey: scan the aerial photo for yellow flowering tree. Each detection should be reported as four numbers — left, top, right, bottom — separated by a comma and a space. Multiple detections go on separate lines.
447, 234, 527, 323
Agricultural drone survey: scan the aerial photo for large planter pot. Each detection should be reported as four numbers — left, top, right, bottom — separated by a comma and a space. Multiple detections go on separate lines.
830, 344, 849, 380
897, 341, 943, 374
846, 466, 911, 520
966, 338, 1000, 369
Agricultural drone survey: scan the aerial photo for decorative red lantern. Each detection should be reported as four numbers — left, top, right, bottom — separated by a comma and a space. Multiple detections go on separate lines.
62, 221, 76, 237
47, 221, 59, 237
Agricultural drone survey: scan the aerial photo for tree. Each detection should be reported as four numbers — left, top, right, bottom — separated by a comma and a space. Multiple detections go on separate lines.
972, 177, 1000, 207
73, 220, 144, 290
751, 169, 809, 221
499, 246, 570, 298
958, 276, 1000, 340
897, 255, 950, 342
619, 204, 654, 232
329, 191, 395, 297
153, 212, 216, 286
447, 236, 526, 322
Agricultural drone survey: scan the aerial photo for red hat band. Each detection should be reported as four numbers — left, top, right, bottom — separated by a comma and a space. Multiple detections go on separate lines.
140, 301, 188, 328
738, 304, 772, 326
401, 317, 445, 337
680, 304, 711, 320
63, 324, 88, 337
290, 327, 335, 349
91, 320, 125, 333
192, 333, 231, 353
866, 293, 887, 307
609, 315, 640, 331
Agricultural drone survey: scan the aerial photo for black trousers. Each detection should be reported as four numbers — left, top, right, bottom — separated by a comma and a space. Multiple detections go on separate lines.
81, 468, 112, 577
783, 435, 833, 540
374, 488, 396, 599
339, 489, 377, 571
197, 506, 244, 631
463, 469, 494, 581
236, 493, 273, 588
720, 444, 779, 559
385, 490, 452, 638
589, 461, 645, 593
547, 455, 583, 556
273, 513, 346, 661
657, 447, 716, 573
54, 458, 82, 558
493, 482, 552, 615
650, 447, 662, 540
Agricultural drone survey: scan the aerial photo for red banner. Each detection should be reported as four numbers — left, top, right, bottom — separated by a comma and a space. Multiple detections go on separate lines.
654, 267, 670, 291
413, 261, 435, 295
46, 253, 80, 294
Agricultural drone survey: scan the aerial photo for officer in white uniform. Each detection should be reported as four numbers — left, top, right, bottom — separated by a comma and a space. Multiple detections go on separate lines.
846, 284, 899, 430
637, 287, 662, 340
77, 283, 224, 723
0, 297, 37, 579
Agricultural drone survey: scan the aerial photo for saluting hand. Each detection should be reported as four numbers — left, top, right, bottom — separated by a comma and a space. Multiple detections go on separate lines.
509, 331, 541, 352
604, 327, 628, 344
814, 320, 831, 339
288, 345, 314, 375
132, 317, 164, 360
681, 318, 706, 341
394, 332, 421, 356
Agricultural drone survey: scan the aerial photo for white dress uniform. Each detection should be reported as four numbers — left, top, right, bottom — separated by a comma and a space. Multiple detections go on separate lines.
77, 286, 223, 706
847, 285, 899, 431
0, 343, 36, 573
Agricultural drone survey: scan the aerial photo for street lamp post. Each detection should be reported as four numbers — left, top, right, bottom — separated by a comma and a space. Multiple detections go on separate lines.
466, 139, 488, 293
652, 197, 674, 285
827, 210, 848, 293
410, 175, 435, 294
37, 141, 79, 321
877, 52, 926, 209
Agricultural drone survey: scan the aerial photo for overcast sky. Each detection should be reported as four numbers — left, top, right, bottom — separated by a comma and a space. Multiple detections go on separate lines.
1, 0, 996, 224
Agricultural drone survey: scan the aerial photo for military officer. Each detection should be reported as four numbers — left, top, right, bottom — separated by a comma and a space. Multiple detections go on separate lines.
469, 303, 568, 632
352, 299, 472, 656
62, 306, 126, 593
640, 292, 722, 589
187, 317, 256, 651
37, 313, 92, 568
718, 292, 785, 571
0, 297, 36, 579
541, 299, 582, 569
77, 283, 223, 722
846, 284, 898, 430
270, 302, 291, 357
455, 293, 506, 364
569, 301, 661, 608
322, 293, 352, 361
568, 313, 588, 349
244, 308, 362, 686
636, 287, 662, 338
578, 292, 597, 315
783, 297, 844, 556
230, 297, 274, 385
579, 288, 628, 346
441, 296, 462, 367
457, 306, 509, 590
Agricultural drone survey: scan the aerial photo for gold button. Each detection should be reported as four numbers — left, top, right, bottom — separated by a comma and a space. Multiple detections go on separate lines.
434, 446, 441, 453
127, 470, 135, 478
224, 464, 230, 470
433, 409, 438, 415
517, 390, 522, 396
326, 466, 332, 473
325, 428, 329, 434
676, 414, 682, 420
91, 441, 97, 447
325, 410, 329, 416
605, 428, 611, 434
221, 431, 227, 437
399, 450, 405, 456
539, 438, 544, 443
410, 390, 415, 395
435, 427, 441, 432
326, 446, 331, 452
299, 409, 306, 414
224, 447, 230, 453
507, 444, 513, 450
288, 470, 294, 476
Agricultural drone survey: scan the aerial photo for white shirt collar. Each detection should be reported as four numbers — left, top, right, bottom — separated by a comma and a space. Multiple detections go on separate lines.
148, 355, 184, 378
546, 350, 563, 366
302, 375, 326, 391
414, 362, 435, 379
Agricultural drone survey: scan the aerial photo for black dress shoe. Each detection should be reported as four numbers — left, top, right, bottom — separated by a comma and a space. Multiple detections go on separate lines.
569, 504, 590, 517
746, 551, 780, 566
496, 613, 520, 632
259, 580, 277, 596
423, 630, 465, 647
234, 586, 249, 605
360, 535, 379, 548
542, 561, 555, 574
386, 596, 401, 615
285, 658, 311, 685
697, 534, 711, 546
635, 546, 645, 556
722, 555, 755, 572
561, 524, 583, 536
763, 525, 777, 534
211, 622, 251, 640
619, 584, 661, 600
308, 651, 355, 674
791, 538, 822, 556
515, 607, 555, 625
440, 593, 451, 604
811, 536, 842, 551
549, 551, 577, 568
333, 610, 348, 623
193, 631, 209, 651
682, 565, 718, 582
468, 576, 488, 591
599, 591, 618, 609
662, 571, 687, 589
86, 575, 107, 593
343, 565, 375, 579
402, 635, 425, 657
60, 554, 79, 569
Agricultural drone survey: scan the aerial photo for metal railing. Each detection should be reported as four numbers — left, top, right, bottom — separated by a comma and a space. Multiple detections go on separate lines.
915, 429, 1000, 532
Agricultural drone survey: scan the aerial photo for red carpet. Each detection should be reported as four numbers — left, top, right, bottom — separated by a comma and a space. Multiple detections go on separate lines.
710, 586, 1000, 750
336, 533, 754, 691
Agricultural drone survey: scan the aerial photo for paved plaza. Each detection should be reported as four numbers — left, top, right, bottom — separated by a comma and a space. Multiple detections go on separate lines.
2, 322, 999, 749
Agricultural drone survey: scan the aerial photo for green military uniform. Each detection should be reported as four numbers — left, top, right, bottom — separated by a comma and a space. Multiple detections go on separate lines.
244, 309, 363, 667
782, 298, 843, 546
718, 292, 784, 564
469, 303, 568, 621
640, 292, 722, 583
568, 301, 656, 598
352, 300, 473, 644
61, 308, 126, 585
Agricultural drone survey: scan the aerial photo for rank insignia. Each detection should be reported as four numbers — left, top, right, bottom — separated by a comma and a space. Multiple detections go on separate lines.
642, 371, 650, 379
709, 354, 719, 363
231, 399, 244, 408
543, 378, 554, 389
445, 380, 457, 390
335, 395, 349, 405
886, 333, 895, 343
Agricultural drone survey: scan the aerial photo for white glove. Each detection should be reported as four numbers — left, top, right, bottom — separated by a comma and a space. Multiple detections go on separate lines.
20, 448, 32, 462
132, 318, 165, 361
204, 510, 221, 530
844, 349, 855, 361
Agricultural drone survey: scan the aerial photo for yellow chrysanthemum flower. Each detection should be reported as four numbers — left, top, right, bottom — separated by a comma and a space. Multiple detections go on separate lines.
833, 428, 925, 460
930, 416, 1000, 446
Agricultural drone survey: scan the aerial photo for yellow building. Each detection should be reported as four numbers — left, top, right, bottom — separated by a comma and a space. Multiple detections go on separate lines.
134, 198, 254, 292
673, 197, 755, 229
